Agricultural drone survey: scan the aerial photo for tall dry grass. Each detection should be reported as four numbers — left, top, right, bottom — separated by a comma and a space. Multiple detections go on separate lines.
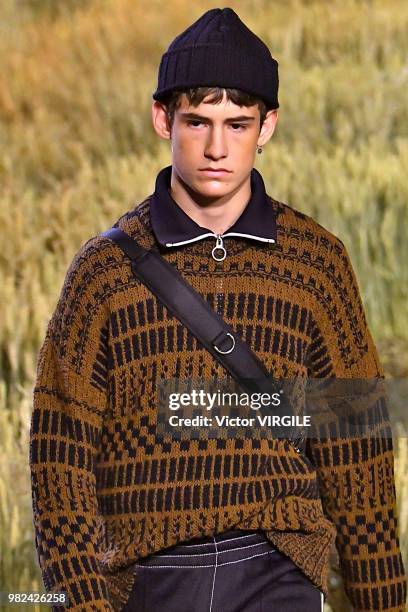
0, 1, 407, 610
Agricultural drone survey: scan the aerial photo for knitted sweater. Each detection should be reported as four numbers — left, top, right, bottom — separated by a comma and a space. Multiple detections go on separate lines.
30, 167, 407, 611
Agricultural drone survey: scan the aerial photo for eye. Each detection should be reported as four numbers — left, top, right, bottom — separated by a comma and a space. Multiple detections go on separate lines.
230, 123, 247, 131
187, 120, 204, 128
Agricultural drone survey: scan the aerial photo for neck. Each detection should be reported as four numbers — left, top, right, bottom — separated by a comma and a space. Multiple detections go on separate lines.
169, 168, 252, 235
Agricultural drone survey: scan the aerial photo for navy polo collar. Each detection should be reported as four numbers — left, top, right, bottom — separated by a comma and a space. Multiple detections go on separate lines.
150, 165, 277, 248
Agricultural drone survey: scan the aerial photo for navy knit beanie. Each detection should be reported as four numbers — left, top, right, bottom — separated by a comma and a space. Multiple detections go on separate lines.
152, 7, 279, 109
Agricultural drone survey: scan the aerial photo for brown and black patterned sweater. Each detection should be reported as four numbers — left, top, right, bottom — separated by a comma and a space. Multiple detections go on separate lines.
30, 166, 407, 611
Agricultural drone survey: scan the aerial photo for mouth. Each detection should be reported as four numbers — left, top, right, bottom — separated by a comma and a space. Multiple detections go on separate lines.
199, 168, 232, 177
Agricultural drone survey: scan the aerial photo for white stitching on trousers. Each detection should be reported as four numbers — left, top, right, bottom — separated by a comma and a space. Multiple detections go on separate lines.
148, 541, 270, 558
174, 533, 256, 548
131, 549, 277, 569
209, 536, 218, 612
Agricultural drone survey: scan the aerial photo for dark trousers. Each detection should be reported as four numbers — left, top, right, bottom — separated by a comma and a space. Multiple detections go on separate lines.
122, 529, 324, 611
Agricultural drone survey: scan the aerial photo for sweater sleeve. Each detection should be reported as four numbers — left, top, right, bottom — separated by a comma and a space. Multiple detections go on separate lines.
29, 237, 114, 611
305, 235, 407, 611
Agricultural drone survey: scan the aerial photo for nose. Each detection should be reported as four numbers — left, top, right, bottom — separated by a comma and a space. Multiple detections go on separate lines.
204, 126, 228, 160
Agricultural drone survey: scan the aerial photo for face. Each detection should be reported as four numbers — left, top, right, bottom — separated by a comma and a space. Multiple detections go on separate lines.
152, 91, 278, 202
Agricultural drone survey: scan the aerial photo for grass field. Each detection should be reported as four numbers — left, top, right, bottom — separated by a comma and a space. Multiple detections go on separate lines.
0, 1, 407, 610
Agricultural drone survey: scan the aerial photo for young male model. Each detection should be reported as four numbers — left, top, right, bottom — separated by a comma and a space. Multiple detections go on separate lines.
30, 7, 407, 612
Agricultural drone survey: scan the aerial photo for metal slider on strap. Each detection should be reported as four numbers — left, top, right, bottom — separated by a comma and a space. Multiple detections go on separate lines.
212, 331, 235, 355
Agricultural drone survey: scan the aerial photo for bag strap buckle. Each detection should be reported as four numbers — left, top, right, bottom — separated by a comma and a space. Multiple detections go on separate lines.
213, 331, 235, 355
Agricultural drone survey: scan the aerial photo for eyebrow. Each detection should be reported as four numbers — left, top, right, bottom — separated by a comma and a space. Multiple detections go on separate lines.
179, 112, 256, 123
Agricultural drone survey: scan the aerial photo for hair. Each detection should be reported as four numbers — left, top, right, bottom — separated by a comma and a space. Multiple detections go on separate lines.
159, 87, 274, 131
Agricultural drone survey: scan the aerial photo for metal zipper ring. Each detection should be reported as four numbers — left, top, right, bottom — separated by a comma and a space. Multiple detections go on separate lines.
212, 235, 227, 261
211, 245, 227, 261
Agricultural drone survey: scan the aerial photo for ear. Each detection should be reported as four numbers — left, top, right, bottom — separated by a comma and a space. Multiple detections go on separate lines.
151, 100, 172, 140
257, 109, 279, 147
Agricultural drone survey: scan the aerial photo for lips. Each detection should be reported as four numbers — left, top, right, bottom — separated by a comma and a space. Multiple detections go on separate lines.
200, 168, 231, 172
199, 169, 231, 179
199, 168, 232, 177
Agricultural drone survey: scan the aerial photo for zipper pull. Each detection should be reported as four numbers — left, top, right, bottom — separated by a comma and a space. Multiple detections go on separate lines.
211, 234, 227, 261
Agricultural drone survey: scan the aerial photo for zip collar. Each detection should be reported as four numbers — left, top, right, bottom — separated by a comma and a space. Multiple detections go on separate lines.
150, 165, 277, 249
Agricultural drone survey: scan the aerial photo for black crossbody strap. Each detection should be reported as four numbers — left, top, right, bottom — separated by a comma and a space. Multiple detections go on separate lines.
100, 227, 272, 390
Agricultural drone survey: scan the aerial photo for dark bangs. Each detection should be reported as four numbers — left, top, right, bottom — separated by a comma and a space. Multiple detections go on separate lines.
161, 87, 272, 128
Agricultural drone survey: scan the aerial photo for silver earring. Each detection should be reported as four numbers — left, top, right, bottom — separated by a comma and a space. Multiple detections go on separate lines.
257, 145, 263, 154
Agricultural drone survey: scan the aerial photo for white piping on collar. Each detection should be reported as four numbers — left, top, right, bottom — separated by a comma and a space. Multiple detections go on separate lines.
165, 233, 215, 247
224, 232, 275, 243
165, 231, 275, 248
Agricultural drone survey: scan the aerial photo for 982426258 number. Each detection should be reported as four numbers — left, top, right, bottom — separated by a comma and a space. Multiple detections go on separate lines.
0, 591, 69, 606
